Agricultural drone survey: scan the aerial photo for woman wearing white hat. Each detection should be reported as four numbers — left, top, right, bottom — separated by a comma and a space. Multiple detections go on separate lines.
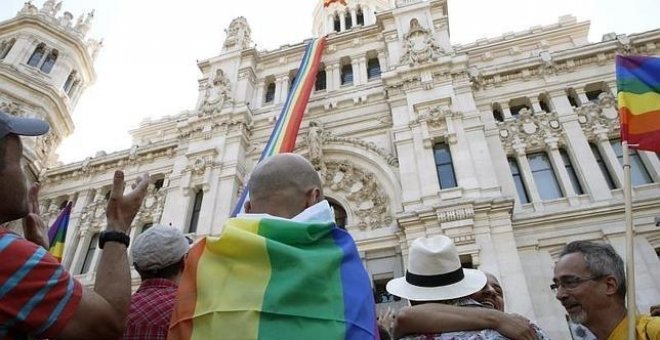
386, 235, 548, 340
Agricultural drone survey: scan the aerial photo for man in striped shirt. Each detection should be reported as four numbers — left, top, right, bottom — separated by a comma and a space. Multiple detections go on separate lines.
0, 109, 150, 339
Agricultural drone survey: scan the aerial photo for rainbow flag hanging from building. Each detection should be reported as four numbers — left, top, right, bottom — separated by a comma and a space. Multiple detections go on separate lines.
231, 37, 326, 216
168, 216, 377, 340
616, 55, 660, 152
47, 201, 72, 262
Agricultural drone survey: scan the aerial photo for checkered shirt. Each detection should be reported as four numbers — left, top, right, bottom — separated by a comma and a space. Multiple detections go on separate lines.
122, 278, 178, 340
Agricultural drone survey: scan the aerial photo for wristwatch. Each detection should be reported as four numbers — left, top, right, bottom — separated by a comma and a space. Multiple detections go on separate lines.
98, 230, 130, 249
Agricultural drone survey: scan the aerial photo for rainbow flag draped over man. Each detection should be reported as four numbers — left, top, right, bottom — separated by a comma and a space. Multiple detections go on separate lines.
168, 216, 378, 339
47, 201, 72, 262
231, 37, 326, 216
616, 55, 660, 152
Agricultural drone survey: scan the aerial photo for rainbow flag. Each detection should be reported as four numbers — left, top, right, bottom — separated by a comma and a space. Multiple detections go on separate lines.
47, 201, 72, 262
231, 37, 326, 216
168, 217, 378, 339
616, 55, 660, 152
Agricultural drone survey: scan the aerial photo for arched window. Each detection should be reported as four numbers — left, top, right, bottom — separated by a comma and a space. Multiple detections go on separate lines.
0, 38, 15, 59
79, 233, 100, 274
340, 62, 353, 86
333, 14, 341, 32
585, 82, 607, 102
63, 70, 77, 93
528, 152, 563, 200
508, 158, 530, 204
327, 198, 347, 229
566, 88, 580, 107
509, 97, 531, 117
492, 103, 504, 122
367, 57, 381, 80
40, 49, 58, 73
538, 94, 552, 113
590, 144, 616, 189
610, 139, 653, 186
356, 7, 365, 26
344, 11, 352, 30
188, 190, 204, 234
315, 67, 326, 91
433, 143, 457, 189
560, 149, 584, 195
264, 82, 275, 103
27, 43, 46, 67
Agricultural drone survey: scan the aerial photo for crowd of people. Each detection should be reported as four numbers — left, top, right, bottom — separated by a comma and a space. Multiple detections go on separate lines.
1, 110, 659, 339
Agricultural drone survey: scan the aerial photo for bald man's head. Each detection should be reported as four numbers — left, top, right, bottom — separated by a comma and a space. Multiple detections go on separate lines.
245, 153, 324, 218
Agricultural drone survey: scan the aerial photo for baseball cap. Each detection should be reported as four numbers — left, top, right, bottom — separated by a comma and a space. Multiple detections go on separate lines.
131, 224, 190, 271
0, 109, 50, 139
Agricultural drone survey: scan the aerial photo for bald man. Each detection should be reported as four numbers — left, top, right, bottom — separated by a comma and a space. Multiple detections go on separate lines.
169, 153, 378, 339
243, 153, 324, 218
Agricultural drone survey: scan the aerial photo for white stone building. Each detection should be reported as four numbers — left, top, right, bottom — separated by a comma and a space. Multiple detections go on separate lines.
2, 0, 659, 338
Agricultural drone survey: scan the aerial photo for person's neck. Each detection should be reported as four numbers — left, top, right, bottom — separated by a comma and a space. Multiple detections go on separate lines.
585, 303, 627, 340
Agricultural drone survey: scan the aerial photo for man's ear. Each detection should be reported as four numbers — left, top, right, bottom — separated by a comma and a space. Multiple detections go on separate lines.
305, 187, 322, 208
244, 200, 252, 214
603, 275, 619, 296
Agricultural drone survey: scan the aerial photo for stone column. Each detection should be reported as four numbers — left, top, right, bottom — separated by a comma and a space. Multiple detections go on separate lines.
377, 50, 388, 72
351, 59, 360, 86
545, 140, 579, 205
254, 81, 264, 109
500, 102, 513, 120
339, 10, 346, 31
331, 63, 341, 90
280, 75, 290, 103
574, 88, 589, 105
350, 8, 358, 29
359, 56, 368, 83
274, 77, 283, 104
529, 97, 542, 113
514, 145, 543, 210
595, 134, 624, 188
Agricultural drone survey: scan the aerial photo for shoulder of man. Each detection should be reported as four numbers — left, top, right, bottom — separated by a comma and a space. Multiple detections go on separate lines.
0, 230, 83, 338
638, 315, 660, 340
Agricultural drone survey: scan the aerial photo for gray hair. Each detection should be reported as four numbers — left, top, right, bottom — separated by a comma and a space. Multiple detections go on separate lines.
560, 240, 626, 298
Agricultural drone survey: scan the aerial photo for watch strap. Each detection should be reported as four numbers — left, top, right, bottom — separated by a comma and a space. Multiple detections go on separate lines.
99, 230, 130, 249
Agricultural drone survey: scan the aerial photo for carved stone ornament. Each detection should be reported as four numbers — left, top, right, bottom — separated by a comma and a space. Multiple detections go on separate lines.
410, 107, 462, 128
467, 66, 483, 89
576, 92, 620, 138
399, 19, 445, 66
498, 108, 563, 152
616, 34, 634, 55
223, 17, 253, 51
297, 121, 399, 167
199, 69, 232, 115
538, 51, 556, 75
320, 160, 393, 231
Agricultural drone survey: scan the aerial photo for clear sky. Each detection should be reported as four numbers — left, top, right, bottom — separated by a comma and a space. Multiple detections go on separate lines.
1, 0, 658, 163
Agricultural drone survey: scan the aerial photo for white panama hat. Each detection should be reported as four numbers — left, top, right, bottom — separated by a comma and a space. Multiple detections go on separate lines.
386, 235, 487, 301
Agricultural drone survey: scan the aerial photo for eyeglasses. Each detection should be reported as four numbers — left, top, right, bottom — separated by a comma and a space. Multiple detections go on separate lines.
550, 275, 604, 293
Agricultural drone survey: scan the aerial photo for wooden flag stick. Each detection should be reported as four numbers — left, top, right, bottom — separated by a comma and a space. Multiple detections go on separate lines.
623, 141, 636, 340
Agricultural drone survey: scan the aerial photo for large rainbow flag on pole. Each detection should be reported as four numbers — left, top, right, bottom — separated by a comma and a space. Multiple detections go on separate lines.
616, 55, 660, 152
47, 201, 72, 262
168, 216, 378, 339
231, 37, 326, 217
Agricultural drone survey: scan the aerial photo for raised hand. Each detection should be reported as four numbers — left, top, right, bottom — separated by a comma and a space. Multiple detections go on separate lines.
495, 313, 536, 340
105, 171, 150, 233
22, 183, 49, 249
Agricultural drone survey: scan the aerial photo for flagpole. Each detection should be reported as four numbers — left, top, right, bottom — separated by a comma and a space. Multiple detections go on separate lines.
623, 141, 636, 340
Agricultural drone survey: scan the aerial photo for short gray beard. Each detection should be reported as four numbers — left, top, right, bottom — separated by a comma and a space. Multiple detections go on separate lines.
569, 310, 587, 325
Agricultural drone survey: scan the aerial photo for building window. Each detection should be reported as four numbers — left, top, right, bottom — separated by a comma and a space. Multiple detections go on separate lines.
528, 152, 563, 200
27, 43, 46, 67
509, 158, 530, 204
154, 178, 165, 190
333, 14, 341, 32
367, 57, 381, 79
539, 94, 552, 113
356, 7, 365, 26
140, 223, 153, 234
492, 103, 504, 122
79, 233, 100, 275
345, 11, 352, 29
610, 139, 653, 186
566, 88, 580, 107
40, 49, 58, 73
315, 68, 326, 91
340, 63, 353, 85
585, 82, 607, 102
0, 38, 15, 59
590, 144, 616, 189
560, 149, 584, 195
328, 198, 347, 229
460, 254, 474, 269
63, 71, 76, 93
289, 70, 298, 91
264, 82, 275, 103
434, 143, 457, 189
509, 98, 531, 117
188, 190, 203, 234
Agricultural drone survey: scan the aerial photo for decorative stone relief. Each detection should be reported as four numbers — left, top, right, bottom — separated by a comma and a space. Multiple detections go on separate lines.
616, 34, 634, 54
467, 66, 483, 89
223, 17, 253, 51
199, 69, 232, 115
18, 1, 96, 39
134, 184, 167, 225
305, 120, 329, 171
498, 108, 562, 152
297, 121, 399, 167
436, 205, 474, 223
321, 160, 393, 230
538, 51, 556, 75
577, 92, 620, 138
400, 19, 445, 66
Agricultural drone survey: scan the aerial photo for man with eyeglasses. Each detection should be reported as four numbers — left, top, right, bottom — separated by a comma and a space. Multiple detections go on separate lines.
553, 240, 660, 339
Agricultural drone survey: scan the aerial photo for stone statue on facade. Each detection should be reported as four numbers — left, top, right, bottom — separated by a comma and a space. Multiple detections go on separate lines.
400, 18, 445, 66
199, 69, 232, 115
18, 2, 39, 16
538, 50, 556, 75
306, 120, 326, 171
223, 17, 253, 51
467, 66, 483, 89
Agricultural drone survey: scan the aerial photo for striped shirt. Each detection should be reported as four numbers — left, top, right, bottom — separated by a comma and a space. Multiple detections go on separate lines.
0, 230, 82, 339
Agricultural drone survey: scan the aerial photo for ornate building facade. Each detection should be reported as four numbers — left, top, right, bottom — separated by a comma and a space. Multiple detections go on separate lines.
2, 0, 660, 338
